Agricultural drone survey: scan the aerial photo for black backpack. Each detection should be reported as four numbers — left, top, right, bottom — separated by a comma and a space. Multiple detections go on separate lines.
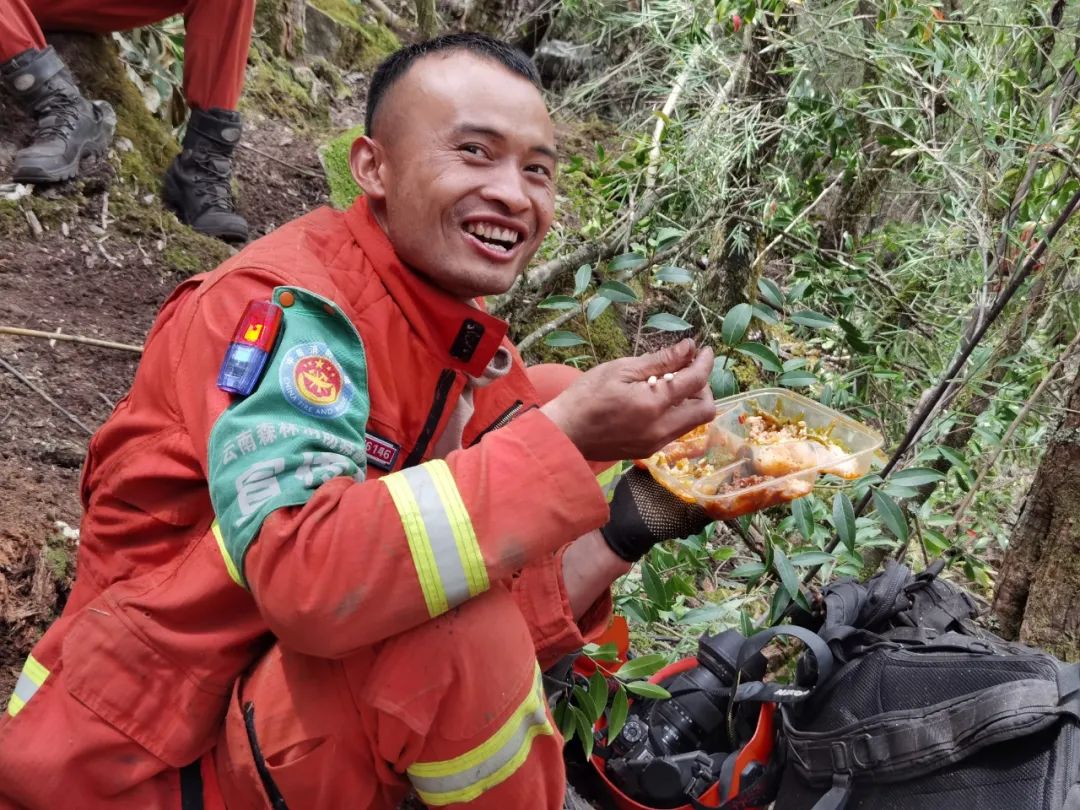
755, 560, 1080, 810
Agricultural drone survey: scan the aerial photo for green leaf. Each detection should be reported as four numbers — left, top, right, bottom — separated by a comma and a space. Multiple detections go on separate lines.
587, 296, 612, 322
788, 279, 811, 303
736, 341, 783, 372
597, 280, 639, 303
791, 497, 815, 542
757, 277, 785, 310
588, 670, 610, 720
655, 227, 685, 249
582, 642, 619, 662
789, 550, 836, 566
609, 252, 646, 272
679, 604, 733, 624
570, 705, 594, 760
790, 310, 836, 329
871, 488, 909, 542
838, 317, 871, 352
779, 369, 818, 388
655, 265, 693, 285
641, 560, 668, 606
625, 681, 672, 700
538, 295, 579, 310
709, 358, 738, 398
573, 264, 593, 296
832, 492, 856, 551
554, 699, 574, 739
615, 653, 669, 680
608, 686, 630, 743
721, 303, 753, 346
646, 312, 692, 331
773, 546, 802, 602
889, 467, 946, 487
729, 561, 767, 580
939, 446, 973, 474
753, 304, 780, 325
544, 330, 586, 348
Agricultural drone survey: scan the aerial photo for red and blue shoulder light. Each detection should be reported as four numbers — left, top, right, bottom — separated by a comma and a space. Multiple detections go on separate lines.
217, 300, 283, 396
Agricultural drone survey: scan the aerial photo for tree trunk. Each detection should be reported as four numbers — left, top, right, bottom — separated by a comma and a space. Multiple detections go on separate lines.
992, 365, 1080, 661
415, 0, 440, 39
256, 0, 307, 59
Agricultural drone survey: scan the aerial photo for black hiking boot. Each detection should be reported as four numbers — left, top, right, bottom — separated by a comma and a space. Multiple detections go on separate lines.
1, 46, 116, 183
163, 107, 249, 242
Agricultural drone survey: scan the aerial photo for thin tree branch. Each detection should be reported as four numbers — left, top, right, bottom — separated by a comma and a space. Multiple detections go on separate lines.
0, 326, 144, 353
0, 357, 94, 436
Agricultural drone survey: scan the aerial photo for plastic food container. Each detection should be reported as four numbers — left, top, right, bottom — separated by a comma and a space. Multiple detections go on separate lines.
637, 388, 883, 520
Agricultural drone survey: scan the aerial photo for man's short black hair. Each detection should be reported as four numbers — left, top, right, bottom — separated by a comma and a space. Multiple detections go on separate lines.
365, 33, 542, 136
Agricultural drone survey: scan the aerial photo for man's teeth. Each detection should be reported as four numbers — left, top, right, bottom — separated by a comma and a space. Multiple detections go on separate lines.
464, 221, 520, 248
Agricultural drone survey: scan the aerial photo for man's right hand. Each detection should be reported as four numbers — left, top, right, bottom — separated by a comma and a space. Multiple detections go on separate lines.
540, 339, 716, 461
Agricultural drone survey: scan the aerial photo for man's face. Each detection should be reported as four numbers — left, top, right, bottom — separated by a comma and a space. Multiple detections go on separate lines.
352, 52, 557, 299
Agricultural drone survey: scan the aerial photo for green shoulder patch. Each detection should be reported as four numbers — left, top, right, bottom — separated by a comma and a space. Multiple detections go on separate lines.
208, 286, 370, 586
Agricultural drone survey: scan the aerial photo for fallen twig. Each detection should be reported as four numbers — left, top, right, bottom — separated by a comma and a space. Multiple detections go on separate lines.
0, 326, 143, 353
236, 142, 324, 179
24, 208, 42, 239
0, 357, 93, 436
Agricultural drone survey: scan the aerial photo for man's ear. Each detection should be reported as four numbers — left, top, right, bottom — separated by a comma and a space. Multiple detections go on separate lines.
350, 135, 387, 201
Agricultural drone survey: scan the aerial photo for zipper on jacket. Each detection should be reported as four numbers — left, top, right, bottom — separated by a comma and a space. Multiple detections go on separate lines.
468, 400, 530, 447
402, 369, 457, 468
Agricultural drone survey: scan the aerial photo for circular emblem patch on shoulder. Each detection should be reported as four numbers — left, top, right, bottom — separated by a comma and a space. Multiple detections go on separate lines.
279, 342, 355, 419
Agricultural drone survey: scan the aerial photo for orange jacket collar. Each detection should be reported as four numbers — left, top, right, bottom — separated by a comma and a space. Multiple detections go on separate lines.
343, 197, 509, 378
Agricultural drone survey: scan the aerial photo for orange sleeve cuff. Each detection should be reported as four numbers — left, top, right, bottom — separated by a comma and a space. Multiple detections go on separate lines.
512, 544, 614, 671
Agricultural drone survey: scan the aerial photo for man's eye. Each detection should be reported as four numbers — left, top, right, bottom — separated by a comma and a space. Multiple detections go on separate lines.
527, 164, 553, 178
461, 144, 486, 156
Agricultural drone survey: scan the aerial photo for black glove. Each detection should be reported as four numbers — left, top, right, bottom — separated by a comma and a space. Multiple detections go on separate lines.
599, 467, 712, 562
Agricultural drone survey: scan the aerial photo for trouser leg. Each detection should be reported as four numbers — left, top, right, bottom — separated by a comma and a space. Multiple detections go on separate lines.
178, 0, 255, 111
216, 585, 567, 810
22, 0, 254, 111
0, 0, 46, 61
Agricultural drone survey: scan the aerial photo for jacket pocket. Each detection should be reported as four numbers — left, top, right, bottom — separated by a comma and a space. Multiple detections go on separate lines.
62, 603, 229, 768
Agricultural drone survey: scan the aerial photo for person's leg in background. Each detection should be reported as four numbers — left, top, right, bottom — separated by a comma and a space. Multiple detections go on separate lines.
3, 0, 253, 241
0, 0, 115, 184
160, 0, 255, 242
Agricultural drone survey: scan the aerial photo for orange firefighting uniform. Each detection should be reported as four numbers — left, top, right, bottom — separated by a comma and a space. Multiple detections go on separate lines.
0, 0, 254, 110
0, 197, 619, 808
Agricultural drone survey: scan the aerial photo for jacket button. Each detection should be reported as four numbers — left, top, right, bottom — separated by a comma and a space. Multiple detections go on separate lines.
279, 291, 295, 307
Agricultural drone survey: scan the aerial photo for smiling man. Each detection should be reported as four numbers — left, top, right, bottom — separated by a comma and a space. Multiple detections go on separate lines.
0, 34, 717, 810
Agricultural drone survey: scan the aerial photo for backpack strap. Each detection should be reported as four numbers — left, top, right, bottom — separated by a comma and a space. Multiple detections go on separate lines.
733, 625, 835, 704
785, 675, 1079, 786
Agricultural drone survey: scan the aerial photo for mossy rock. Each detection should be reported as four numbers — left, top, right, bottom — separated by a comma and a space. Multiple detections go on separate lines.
306, 0, 400, 71
319, 124, 365, 210
242, 42, 331, 128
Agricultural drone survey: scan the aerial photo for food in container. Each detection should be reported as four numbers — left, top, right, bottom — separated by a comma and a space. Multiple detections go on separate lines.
638, 389, 883, 520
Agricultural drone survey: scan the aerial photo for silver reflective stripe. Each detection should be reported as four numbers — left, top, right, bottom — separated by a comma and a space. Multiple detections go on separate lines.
11, 672, 38, 706
6, 654, 49, 717
407, 667, 552, 805
398, 464, 471, 610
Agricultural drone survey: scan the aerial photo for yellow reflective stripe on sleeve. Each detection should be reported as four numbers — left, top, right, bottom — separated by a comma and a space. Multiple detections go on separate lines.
406, 665, 553, 805
383, 460, 490, 618
596, 462, 623, 503
6, 654, 49, 718
211, 519, 245, 588
426, 459, 489, 598
382, 470, 448, 617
